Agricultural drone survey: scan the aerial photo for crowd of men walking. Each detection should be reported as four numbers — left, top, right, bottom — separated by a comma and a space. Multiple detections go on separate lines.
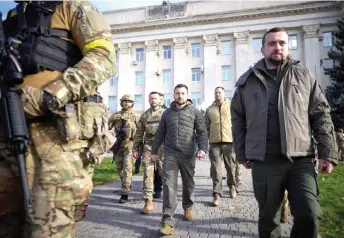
104, 27, 340, 238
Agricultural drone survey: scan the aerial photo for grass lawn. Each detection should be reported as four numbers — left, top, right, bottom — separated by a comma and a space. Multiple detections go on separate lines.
318, 162, 344, 238
92, 156, 142, 186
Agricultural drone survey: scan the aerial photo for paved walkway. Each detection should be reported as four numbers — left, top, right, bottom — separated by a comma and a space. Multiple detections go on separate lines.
76, 159, 293, 238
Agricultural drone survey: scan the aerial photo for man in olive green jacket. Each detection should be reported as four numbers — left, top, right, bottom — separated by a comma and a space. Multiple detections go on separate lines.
231, 27, 338, 238
205, 87, 240, 206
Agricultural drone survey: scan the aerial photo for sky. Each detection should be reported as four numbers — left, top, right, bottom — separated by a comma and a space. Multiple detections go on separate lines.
0, 0, 185, 19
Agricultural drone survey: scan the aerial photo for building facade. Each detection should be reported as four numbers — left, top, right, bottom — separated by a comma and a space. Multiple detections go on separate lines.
99, 0, 342, 113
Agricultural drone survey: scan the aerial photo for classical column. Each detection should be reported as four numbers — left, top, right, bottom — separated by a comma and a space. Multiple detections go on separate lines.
302, 25, 322, 86
117, 42, 132, 110
173, 37, 187, 87
234, 31, 249, 80
203, 34, 218, 105
144, 40, 159, 110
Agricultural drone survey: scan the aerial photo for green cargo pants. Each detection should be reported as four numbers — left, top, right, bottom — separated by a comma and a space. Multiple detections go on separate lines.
252, 156, 322, 238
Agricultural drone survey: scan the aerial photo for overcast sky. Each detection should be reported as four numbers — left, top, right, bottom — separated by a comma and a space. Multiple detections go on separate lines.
0, 0, 185, 19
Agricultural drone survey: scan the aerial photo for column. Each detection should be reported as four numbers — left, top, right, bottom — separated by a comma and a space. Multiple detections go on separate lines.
203, 34, 218, 105
144, 40, 159, 110
234, 31, 249, 80
117, 42, 132, 110
302, 25, 322, 86
173, 37, 187, 87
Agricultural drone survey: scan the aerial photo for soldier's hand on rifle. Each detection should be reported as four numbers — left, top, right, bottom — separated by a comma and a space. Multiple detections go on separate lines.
151, 154, 159, 162
133, 151, 139, 160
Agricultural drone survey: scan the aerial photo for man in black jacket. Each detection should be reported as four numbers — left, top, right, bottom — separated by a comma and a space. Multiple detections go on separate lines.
152, 84, 208, 236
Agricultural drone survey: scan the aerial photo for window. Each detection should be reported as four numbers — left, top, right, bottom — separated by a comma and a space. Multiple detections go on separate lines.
191, 43, 201, 57
252, 38, 262, 53
323, 58, 335, 69
163, 93, 172, 107
162, 69, 172, 83
222, 65, 232, 81
136, 48, 144, 62
323, 32, 333, 48
191, 92, 201, 107
288, 35, 298, 50
191, 68, 201, 82
225, 90, 232, 100
108, 96, 117, 113
134, 95, 144, 111
221, 40, 232, 55
163, 45, 172, 59
109, 75, 117, 86
135, 71, 144, 85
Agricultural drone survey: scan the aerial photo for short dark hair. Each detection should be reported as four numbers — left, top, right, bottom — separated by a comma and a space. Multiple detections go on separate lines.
149, 91, 160, 96
262, 27, 288, 47
214, 86, 225, 92
174, 84, 188, 93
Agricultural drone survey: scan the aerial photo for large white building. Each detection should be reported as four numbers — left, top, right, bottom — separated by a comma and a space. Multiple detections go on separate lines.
98, 0, 342, 113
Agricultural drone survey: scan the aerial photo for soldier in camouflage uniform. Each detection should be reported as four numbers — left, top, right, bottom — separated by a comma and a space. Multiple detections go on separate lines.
108, 94, 138, 203
336, 129, 344, 161
0, 1, 116, 237
133, 92, 165, 214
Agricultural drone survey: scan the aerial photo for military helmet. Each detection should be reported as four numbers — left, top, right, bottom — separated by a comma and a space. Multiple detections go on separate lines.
120, 94, 135, 102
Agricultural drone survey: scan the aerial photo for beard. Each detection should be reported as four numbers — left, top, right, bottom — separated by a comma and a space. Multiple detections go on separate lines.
175, 98, 186, 105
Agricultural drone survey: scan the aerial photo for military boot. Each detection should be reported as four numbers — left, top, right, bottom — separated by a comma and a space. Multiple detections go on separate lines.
184, 208, 193, 221
211, 194, 220, 206
229, 185, 237, 198
74, 204, 87, 222
159, 224, 175, 235
118, 194, 129, 203
141, 199, 153, 214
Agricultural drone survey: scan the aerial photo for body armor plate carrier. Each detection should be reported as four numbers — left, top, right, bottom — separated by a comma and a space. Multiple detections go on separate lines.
3, 1, 82, 75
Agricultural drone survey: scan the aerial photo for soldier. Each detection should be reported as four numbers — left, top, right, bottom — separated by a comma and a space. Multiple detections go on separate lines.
108, 94, 138, 203
0, 1, 116, 237
336, 128, 344, 161
133, 92, 165, 214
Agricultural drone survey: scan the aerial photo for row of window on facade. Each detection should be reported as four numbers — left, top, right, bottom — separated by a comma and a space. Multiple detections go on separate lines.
130, 32, 334, 62
108, 90, 232, 113
109, 66, 233, 86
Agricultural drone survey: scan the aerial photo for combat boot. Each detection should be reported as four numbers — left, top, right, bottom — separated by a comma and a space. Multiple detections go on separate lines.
159, 224, 175, 235
118, 194, 129, 203
153, 191, 162, 199
211, 194, 220, 206
141, 199, 153, 214
184, 208, 193, 221
229, 185, 237, 198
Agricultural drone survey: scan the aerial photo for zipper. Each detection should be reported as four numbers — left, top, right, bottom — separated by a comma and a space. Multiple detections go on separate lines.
294, 85, 306, 111
219, 104, 222, 142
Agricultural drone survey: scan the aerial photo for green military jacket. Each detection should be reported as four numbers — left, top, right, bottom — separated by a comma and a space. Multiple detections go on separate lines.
133, 106, 165, 155
108, 109, 138, 150
231, 59, 338, 165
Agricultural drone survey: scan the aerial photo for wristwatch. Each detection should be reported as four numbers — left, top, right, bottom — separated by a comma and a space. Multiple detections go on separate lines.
43, 91, 59, 111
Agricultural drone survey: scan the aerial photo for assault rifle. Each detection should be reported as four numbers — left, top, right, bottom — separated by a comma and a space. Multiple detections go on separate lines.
112, 119, 127, 163
0, 13, 32, 210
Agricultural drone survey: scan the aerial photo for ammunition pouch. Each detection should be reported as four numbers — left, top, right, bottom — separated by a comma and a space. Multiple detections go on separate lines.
55, 96, 115, 164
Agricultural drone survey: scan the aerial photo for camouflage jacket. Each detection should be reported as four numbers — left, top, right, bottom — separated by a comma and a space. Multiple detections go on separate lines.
133, 106, 165, 153
108, 109, 138, 149
10, 0, 116, 118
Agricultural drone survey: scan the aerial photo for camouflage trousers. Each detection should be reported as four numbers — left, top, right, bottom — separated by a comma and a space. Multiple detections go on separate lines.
74, 163, 95, 222
0, 122, 94, 238
142, 151, 163, 201
114, 149, 134, 195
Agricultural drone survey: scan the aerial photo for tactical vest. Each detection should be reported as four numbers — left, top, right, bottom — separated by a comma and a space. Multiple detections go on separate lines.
3, 1, 82, 75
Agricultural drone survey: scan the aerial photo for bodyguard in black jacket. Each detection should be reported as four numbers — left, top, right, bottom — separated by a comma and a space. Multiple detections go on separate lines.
152, 84, 208, 235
